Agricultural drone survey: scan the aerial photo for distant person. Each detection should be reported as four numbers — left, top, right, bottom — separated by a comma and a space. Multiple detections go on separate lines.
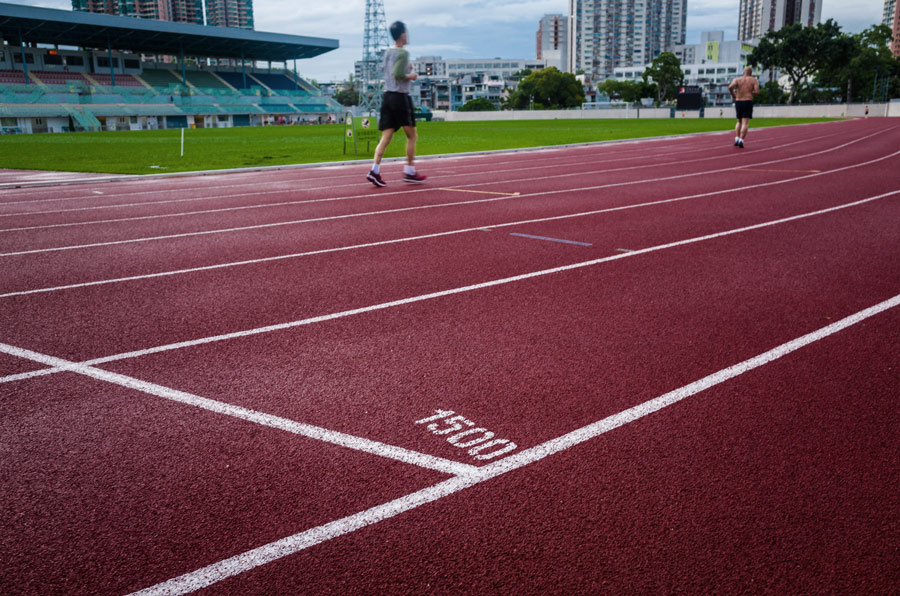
728, 66, 760, 148
366, 20, 426, 187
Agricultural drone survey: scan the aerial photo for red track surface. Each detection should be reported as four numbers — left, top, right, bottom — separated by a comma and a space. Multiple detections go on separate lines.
2, 119, 899, 595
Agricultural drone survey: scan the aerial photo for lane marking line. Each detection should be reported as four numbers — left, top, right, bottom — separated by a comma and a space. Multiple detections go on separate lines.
4, 188, 898, 385
1, 127, 891, 256
437, 188, 520, 197
127, 291, 900, 596
510, 233, 592, 247
3, 146, 898, 300
0, 342, 477, 477
735, 168, 821, 173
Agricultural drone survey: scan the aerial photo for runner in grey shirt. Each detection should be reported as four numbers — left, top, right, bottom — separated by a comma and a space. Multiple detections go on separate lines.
366, 21, 426, 186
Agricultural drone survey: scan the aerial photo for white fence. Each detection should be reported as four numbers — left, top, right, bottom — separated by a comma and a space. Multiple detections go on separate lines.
431, 102, 898, 122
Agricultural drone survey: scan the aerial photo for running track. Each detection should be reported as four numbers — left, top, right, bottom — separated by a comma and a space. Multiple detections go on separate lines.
1, 119, 898, 595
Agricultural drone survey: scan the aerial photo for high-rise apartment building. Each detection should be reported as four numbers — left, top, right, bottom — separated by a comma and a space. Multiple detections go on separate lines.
206, 0, 255, 30
885, 0, 899, 56
567, 0, 687, 80
538, 14, 568, 71
72, 0, 203, 25
737, 0, 822, 41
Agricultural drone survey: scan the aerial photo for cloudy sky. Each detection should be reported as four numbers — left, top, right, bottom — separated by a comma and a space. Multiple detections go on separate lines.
5, 0, 887, 81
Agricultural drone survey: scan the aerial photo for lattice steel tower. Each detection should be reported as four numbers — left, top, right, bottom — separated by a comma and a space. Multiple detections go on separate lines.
359, 0, 390, 114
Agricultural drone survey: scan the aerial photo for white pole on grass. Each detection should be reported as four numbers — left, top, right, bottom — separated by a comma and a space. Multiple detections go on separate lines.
180, 127, 184, 157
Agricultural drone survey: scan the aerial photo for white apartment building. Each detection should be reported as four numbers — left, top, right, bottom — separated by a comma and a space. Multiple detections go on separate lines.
613, 32, 760, 106
538, 14, 568, 71
738, 0, 822, 41
568, 0, 687, 80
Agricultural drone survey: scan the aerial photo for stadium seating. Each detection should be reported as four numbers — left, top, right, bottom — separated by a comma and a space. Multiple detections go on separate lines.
249, 72, 307, 92
0, 70, 30, 84
89, 72, 146, 87
139, 69, 184, 89
214, 71, 261, 90
180, 70, 232, 90
0, 62, 342, 132
30, 70, 92, 86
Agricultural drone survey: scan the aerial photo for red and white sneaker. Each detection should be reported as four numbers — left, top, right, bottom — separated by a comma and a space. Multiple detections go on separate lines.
366, 170, 386, 187
403, 172, 427, 184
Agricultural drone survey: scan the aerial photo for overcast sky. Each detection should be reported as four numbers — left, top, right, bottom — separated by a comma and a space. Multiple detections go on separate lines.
5, 0, 887, 81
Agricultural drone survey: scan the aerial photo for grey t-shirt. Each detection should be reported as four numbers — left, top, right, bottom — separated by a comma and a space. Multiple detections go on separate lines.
382, 47, 410, 93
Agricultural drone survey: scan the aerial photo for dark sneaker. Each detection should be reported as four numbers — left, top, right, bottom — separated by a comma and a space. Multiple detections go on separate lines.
734, 138, 740, 146
737, 139, 744, 149
366, 170, 386, 187
403, 172, 427, 184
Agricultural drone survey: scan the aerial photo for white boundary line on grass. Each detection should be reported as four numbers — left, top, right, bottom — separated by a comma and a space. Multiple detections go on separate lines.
3, 188, 897, 387
0, 126, 890, 257
0, 341, 476, 477
2, 144, 898, 300
125, 290, 900, 596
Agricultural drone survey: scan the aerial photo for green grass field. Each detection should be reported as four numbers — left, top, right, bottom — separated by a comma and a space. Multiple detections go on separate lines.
0, 118, 836, 175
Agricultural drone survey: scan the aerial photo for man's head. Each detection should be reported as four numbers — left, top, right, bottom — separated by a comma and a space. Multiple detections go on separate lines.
390, 21, 407, 44
743, 66, 753, 76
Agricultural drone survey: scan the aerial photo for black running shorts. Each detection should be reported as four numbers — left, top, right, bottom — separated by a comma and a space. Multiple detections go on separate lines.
379, 91, 416, 131
734, 100, 753, 120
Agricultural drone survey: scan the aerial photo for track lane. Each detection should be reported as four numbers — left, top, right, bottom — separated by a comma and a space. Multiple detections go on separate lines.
197, 305, 900, 595
0, 123, 890, 296
1, 139, 896, 362
0, 124, 860, 233
75, 192, 900, 460
0, 373, 446, 596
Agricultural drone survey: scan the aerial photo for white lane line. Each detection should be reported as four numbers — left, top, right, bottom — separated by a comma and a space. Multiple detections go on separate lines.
0, 128, 819, 222
128, 291, 900, 596
0, 128, 885, 257
4, 188, 898, 385
3, 145, 898, 300
0, 342, 477, 477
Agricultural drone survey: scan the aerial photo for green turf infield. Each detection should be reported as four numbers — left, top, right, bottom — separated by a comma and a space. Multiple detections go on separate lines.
0, 118, 837, 175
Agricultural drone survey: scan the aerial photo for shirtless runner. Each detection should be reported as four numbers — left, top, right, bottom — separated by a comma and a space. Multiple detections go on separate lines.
728, 66, 760, 148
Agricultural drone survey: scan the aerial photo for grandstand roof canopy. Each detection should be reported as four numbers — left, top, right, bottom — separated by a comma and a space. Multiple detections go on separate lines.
0, 2, 338, 61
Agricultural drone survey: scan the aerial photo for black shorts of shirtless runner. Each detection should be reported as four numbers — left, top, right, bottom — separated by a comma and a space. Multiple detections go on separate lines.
734, 100, 753, 120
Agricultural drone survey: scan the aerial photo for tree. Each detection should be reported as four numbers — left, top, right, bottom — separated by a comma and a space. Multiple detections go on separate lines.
757, 80, 786, 105
599, 79, 657, 103
816, 24, 900, 102
333, 75, 358, 107
458, 97, 498, 112
642, 52, 684, 105
505, 67, 585, 110
749, 19, 855, 104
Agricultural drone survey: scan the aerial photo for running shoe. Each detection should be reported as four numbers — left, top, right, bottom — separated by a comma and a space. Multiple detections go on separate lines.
403, 172, 427, 184
366, 170, 386, 187
737, 139, 744, 149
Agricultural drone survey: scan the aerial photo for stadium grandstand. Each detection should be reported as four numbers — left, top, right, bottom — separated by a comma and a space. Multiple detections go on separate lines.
0, 2, 341, 133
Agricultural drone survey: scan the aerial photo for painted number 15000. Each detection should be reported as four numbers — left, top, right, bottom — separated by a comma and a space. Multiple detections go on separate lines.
415, 410, 517, 461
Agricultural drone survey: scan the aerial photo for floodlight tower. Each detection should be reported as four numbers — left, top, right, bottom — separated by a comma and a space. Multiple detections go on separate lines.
359, 0, 390, 114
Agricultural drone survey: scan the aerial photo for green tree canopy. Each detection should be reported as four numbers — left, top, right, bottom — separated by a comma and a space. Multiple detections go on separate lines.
333, 74, 358, 107
642, 52, 684, 104
816, 24, 900, 102
599, 79, 657, 103
748, 19, 855, 104
505, 67, 585, 110
458, 97, 498, 112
